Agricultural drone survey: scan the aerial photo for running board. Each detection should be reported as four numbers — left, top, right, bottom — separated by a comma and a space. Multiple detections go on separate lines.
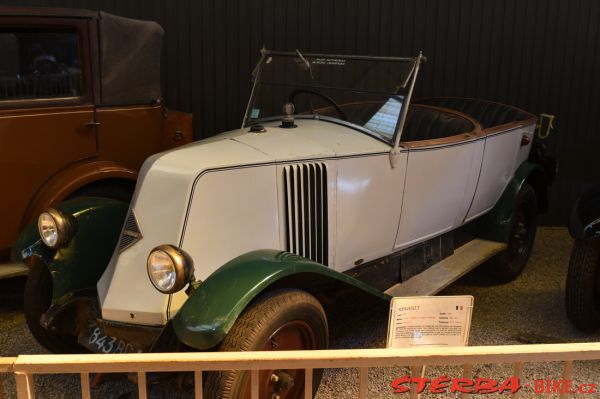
0, 262, 29, 280
384, 239, 507, 297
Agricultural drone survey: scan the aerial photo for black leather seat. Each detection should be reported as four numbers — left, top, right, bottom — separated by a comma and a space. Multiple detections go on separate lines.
402, 106, 474, 142
330, 101, 475, 142
415, 97, 531, 129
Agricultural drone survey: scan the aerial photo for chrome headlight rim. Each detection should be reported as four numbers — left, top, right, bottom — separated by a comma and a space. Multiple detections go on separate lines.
146, 244, 194, 294
37, 208, 77, 249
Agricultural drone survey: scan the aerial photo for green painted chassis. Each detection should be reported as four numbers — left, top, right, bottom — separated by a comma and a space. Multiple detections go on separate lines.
12, 161, 549, 351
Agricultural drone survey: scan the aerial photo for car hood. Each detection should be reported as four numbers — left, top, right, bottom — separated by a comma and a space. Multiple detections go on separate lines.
149, 119, 390, 173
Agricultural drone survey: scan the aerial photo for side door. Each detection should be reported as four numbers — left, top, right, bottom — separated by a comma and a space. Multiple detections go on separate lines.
394, 137, 485, 250
0, 18, 96, 256
334, 152, 408, 272
464, 125, 533, 221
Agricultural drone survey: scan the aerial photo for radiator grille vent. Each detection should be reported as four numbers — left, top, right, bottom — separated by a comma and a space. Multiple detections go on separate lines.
283, 163, 328, 265
118, 209, 142, 253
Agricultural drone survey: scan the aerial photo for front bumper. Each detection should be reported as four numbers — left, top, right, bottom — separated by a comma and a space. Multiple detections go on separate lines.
22, 252, 174, 354
41, 288, 171, 354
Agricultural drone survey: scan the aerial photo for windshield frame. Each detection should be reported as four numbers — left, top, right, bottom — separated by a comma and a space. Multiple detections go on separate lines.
242, 49, 425, 145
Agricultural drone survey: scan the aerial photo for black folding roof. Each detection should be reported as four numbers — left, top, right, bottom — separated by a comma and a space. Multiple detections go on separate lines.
0, 7, 164, 105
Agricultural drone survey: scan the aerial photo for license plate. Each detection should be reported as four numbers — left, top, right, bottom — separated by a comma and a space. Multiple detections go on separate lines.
78, 322, 142, 354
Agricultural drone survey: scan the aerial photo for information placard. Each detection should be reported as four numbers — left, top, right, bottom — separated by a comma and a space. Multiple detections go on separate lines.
386, 296, 474, 348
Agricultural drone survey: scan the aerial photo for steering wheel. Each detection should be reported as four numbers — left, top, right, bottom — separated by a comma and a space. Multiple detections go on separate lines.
288, 88, 348, 121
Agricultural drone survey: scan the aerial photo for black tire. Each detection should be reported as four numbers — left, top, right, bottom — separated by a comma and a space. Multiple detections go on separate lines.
565, 239, 600, 331
24, 261, 83, 353
486, 183, 538, 283
204, 289, 328, 399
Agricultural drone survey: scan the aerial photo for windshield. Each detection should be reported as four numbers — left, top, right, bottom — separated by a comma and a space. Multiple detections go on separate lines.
243, 51, 419, 142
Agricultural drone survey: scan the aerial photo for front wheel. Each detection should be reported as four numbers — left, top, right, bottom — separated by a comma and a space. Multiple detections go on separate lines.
204, 289, 329, 399
486, 183, 538, 283
565, 239, 600, 331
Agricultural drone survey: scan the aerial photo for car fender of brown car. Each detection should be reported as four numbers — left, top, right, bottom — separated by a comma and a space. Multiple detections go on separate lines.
22, 160, 138, 229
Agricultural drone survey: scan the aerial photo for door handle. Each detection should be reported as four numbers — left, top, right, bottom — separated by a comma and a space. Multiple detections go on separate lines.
84, 121, 101, 128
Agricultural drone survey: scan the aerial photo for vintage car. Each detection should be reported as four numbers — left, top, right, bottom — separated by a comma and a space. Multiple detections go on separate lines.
14, 50, 555, 398
565, 184, 600, 331
0, 7, 193, 278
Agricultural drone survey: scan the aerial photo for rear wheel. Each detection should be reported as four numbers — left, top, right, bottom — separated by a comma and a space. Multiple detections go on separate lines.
204, 289, 328, 399
24, 261, 83, 353
565, 239, 600, 331
486, 183, 537, 283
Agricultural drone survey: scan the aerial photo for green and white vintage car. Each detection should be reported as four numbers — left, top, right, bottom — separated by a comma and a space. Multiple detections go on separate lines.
14, 50, 555, 398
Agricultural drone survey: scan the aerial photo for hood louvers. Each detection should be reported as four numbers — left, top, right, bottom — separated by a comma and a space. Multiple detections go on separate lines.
283, 162, 329, 265
118, 209, 143, 253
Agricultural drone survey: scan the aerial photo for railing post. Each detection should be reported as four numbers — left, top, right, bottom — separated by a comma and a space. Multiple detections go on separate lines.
560, 361, 573, 399
511, 362, 523, 399
409, 365, 424, 399
251, 370, 259, 399
194, 370, 203, 399
460, 363, 473, 399
137, 372, 147, 399
80, 372, 91, 399
15, 373, 35, 399
358, 367, 368, 399
305, 368, 313, 399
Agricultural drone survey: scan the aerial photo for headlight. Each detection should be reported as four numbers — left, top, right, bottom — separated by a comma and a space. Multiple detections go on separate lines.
37, 209, 77, 249
147, 245, 194, 294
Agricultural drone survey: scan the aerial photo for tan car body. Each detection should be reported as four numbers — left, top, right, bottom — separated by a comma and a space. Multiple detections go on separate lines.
0, 7, 193, 261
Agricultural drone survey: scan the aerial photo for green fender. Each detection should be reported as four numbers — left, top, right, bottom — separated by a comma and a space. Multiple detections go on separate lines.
12, 197, 129, 302
477, 161, 547, 242
172, 250, 390, 350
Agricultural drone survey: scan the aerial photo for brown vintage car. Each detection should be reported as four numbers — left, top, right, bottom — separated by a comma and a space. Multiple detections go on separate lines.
0, 7, 193, 277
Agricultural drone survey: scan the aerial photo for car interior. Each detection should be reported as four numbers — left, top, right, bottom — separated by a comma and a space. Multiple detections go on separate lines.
319, 100, 477, 142
415, 97, 533, 130
319, 97, 534, 143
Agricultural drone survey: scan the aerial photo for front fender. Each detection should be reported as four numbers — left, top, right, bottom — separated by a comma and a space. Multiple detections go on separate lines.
569, 184, 600, 240
477, 161, 547, 242
12, 197, 129, 302
172, 250, 389, 350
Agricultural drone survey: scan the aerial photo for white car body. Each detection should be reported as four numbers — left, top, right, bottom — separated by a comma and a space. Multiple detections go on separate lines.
98, 117, 535, 326
12, 55, 556, 399
95, 51, 537, 326
15, 50, 556, 376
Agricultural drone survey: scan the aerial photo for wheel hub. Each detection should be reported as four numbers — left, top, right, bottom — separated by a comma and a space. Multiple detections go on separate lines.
241, 320, 317, 399
510, 210, 530, 258
270, 370, 295, 396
